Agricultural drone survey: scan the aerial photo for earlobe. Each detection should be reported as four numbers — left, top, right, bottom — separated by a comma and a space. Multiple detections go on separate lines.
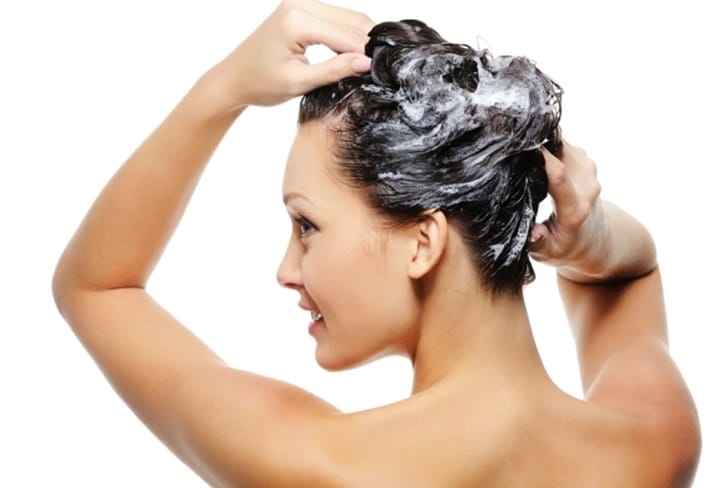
408, 210, 448, 279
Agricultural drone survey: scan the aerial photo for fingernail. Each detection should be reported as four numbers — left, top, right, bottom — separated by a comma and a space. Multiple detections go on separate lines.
530, 230, 542, 243
351, 56, 371, 74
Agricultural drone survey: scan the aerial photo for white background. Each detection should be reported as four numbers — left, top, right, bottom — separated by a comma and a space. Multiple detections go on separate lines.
1, 0, 717, 486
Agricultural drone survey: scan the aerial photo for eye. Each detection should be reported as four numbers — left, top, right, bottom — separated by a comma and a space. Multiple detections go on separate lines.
294, 217, 317, 238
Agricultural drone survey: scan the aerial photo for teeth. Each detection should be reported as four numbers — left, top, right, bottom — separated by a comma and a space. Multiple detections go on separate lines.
311, 311, 323, 321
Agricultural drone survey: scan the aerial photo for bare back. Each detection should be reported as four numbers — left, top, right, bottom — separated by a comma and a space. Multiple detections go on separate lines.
306, 378, 686, 487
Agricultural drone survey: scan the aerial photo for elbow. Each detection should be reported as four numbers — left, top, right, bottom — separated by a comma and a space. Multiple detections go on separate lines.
675, 402, 702, 487
51, 261, 72, 319
668, 419, 701, 488
51, 254, 81, 320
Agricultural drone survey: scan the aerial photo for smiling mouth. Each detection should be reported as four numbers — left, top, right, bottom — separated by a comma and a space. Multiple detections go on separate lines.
311, 311, 323, 321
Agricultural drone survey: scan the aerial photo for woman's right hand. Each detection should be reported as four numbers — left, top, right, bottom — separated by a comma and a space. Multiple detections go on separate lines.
200, 0, 374, 114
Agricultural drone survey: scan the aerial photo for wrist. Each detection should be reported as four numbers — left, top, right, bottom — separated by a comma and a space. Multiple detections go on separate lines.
558, 201, 657, 283
556, 202, 612, 281
184, 66, 249, 123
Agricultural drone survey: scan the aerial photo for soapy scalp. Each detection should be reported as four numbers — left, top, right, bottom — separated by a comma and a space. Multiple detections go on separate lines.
299, 20, 563, 296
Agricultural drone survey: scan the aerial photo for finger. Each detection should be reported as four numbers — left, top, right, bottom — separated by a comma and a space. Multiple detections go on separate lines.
528, 217, 564, 259
292, 52, 371, 94
541, 147, 580, 224
556, 140, 599, 191
528, 223, 549, 254
557, 138, 588, 172
529, 223, 547, 245
294, 10, 369, 54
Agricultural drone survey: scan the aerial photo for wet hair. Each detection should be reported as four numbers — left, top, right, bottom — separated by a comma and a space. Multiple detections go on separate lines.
299, 20, 563, 296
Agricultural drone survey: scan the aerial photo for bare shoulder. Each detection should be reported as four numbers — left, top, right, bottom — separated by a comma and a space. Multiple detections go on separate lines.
532, 388, 699, 488
165, 363, 351, 487
582, 340, 701, 486
558, 268, 701, 486
172, 370, 523, 487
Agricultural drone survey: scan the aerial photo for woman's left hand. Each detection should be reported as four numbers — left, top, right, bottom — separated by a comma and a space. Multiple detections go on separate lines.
203, 0, 374, 113
529, 141, 609, 279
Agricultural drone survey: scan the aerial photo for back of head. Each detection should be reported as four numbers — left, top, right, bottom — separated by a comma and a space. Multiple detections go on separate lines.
299, 20, 563, 296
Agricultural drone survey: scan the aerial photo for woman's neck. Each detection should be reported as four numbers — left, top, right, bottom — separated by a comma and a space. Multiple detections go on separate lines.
410, 291, 550, 395
407, 239, 551, 395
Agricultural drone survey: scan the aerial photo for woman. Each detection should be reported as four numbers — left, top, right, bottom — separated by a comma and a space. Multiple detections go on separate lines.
52, 0, 700, 486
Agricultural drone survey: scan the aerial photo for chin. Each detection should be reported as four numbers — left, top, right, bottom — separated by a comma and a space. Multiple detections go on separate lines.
315, 348, 359, 372
315, 345, 394, 372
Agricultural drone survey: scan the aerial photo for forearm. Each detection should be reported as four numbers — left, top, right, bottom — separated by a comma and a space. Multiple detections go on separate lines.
53, 71, 242, 295
558, 201, 657, 284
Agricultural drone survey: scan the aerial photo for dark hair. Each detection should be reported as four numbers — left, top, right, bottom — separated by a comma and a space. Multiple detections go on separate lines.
299, 20, 563, 296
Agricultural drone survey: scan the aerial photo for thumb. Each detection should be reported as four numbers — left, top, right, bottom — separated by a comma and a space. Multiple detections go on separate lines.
295, 53, 371, 94
528, 223, 550, 259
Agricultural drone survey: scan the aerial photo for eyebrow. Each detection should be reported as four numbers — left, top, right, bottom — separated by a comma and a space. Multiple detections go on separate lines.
283, 191, 311, 205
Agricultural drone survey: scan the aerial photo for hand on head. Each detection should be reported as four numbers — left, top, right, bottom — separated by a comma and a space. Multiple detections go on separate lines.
209, 0, 374, 111
529, 141, 609, 275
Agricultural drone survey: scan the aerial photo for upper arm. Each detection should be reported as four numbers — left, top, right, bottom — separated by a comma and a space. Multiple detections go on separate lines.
54, 287, 343, 486
558, 268, 700, 478
167, 364, 344, 487
558, 267, 669, 393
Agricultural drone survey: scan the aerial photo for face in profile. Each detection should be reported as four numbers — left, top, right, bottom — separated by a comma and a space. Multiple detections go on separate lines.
277, 120, 421, 371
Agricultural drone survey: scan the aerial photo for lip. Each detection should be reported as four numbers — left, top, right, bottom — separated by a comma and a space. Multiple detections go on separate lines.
308, 317, 324, 335
298, 302, 313, 311
298, 301, 324, 334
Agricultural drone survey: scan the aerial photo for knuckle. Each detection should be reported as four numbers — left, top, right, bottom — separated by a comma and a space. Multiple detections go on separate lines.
571, 144, 586, 157
280, 0, 301, 9
550, 167, 568, 186
588, 158, 598, 176
574, 202, 592, 223
561, 204, 588, 229
362, 14, 374, 28
280, 5, 307, 32
564, 215, 582, 230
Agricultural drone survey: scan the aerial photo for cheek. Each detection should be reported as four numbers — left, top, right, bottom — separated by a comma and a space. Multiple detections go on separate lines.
308, 234, 421, 370
326, 237, 397, 307
313, 236, 416, 339
303, 239, 371, 310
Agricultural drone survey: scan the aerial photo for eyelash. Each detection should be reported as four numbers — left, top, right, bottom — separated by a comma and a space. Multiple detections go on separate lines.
294, 216, 317, 238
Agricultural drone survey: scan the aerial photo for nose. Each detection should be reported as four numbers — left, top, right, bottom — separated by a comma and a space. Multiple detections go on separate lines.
276, 240, 302, 290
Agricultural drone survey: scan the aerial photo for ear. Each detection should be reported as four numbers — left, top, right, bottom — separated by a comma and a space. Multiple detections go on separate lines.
407, 210, 449, 279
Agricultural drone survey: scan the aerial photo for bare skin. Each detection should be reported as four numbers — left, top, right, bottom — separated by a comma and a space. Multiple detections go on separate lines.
52, 1, 700, 486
